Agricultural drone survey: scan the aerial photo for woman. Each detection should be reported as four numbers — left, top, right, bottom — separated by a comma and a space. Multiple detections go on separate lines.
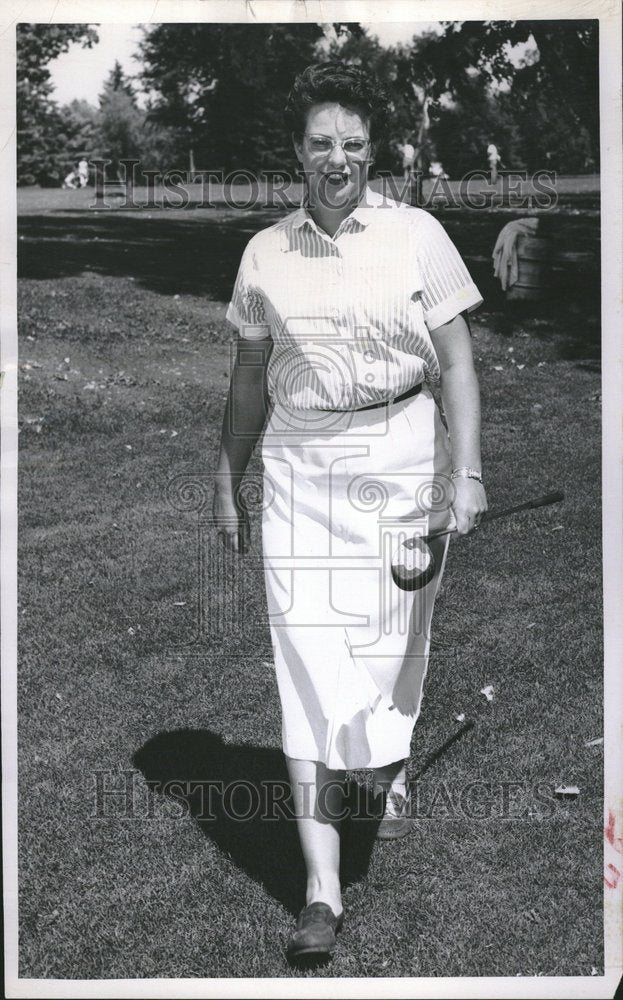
214, 63, 487, 960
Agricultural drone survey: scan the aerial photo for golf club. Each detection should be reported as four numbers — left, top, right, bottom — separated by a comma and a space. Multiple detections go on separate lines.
391, 489, 565, 592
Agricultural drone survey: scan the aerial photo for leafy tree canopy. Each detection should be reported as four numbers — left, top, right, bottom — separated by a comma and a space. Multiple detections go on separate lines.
17, 24, 99, 88
16, 20, 599, 184
425, 20, 599, 171
139, 23, 333, 172
17, 24, 99, 184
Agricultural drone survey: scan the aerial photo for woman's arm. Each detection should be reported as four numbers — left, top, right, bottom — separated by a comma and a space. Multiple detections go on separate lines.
214, 336, 272, 553
429, 312, 488, 535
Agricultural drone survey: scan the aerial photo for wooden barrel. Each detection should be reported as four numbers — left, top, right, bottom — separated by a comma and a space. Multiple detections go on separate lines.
506, 234, 553, 301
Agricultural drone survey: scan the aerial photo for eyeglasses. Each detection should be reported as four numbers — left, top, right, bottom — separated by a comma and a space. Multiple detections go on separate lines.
303, 134, 371, 158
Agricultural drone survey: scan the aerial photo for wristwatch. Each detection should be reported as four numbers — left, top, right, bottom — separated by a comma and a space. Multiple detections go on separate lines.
451, 467, 483, 483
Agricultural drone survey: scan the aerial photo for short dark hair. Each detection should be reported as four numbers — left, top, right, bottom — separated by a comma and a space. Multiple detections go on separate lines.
284, 63, 387, 143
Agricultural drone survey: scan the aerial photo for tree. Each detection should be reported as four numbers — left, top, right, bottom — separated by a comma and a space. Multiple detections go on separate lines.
101, 59, 137, 102
135, 20, 599, 179
17, 24, 98, 184
138, 23, 330, 174
429, 20, 599, 171
97, 61, 144, 180
429, 81, 522, 177
58, 99, 99, 159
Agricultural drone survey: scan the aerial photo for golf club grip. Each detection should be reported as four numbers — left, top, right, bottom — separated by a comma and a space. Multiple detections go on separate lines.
482, 490, 565, 523
427, 490, 564, 541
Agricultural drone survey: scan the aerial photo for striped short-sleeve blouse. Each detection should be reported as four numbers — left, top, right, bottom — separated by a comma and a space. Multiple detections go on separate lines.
226, 187, 482, 410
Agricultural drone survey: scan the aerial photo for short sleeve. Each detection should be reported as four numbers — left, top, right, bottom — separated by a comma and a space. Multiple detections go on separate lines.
226, 241, 271, 341
415, 214, 483, 330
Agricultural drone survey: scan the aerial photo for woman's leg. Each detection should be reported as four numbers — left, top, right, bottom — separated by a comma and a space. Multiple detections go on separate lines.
373, 758, 408, 813
372, 531, 450, 815
285, 756, 345, 917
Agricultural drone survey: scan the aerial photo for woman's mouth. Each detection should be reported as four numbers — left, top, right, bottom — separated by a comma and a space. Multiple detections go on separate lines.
324, 171, 350, 186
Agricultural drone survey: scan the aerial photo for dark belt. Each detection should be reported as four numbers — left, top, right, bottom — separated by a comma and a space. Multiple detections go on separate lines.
355, 383, 422, 412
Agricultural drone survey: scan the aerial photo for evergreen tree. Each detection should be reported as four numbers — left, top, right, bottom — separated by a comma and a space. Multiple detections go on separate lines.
97, 62, 144, 180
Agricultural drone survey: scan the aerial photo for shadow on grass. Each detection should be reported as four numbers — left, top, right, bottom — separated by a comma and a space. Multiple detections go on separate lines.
17, 213, 277, 298
483, 300, 601, 361
133, 729, 380, 916
18, 207, 600, 359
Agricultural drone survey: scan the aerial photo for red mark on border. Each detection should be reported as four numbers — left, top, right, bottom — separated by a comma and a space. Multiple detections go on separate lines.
604, 863, 621, 890
604, 810, 623, 852
604, 809, 623, 889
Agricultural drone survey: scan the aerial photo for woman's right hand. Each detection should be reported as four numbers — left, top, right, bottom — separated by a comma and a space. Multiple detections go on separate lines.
213, 484, 250, 555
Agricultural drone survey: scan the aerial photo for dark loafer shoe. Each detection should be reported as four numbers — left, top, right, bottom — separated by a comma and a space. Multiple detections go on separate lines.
287, 902, 344, 959
376, 791, 414, 840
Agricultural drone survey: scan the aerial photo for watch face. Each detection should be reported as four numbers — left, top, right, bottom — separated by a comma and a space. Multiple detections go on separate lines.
452, 468, 481, 481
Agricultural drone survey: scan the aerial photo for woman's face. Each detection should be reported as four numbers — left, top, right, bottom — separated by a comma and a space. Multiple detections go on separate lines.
294, 102, 372, 213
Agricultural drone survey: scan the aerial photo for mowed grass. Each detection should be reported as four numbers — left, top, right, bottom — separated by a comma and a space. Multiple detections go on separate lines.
16, 200, 603, 980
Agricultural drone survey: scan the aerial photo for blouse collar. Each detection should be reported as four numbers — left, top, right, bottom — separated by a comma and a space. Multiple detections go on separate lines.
291, 186, 398, 234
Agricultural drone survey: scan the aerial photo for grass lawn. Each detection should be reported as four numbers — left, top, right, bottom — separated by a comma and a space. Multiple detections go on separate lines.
16, 190, 603, 979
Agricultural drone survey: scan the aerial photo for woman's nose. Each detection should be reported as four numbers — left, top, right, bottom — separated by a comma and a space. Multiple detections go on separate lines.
327, 142, 347, 167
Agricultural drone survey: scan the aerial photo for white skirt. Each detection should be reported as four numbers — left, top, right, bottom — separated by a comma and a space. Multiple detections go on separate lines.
260, 386, 453, 770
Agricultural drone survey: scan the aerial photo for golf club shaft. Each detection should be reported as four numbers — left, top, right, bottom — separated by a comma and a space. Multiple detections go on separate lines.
426, 490, 565, 542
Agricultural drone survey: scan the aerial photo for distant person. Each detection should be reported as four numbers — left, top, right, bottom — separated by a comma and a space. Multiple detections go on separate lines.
78, 158, 89, 188
487, 143, 503, 184
429, 160, 449, 180
62, 167, 79, 190
399, 140, 416, 182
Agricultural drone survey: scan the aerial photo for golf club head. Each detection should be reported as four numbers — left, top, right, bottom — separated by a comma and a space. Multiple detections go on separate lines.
391, 534, 436, 591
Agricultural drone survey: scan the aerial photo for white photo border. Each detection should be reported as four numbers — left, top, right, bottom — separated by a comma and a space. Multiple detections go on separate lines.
2, 1, 621, 997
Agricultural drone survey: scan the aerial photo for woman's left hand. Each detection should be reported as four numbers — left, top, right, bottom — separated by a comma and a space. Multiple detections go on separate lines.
451, 477, 488, 535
